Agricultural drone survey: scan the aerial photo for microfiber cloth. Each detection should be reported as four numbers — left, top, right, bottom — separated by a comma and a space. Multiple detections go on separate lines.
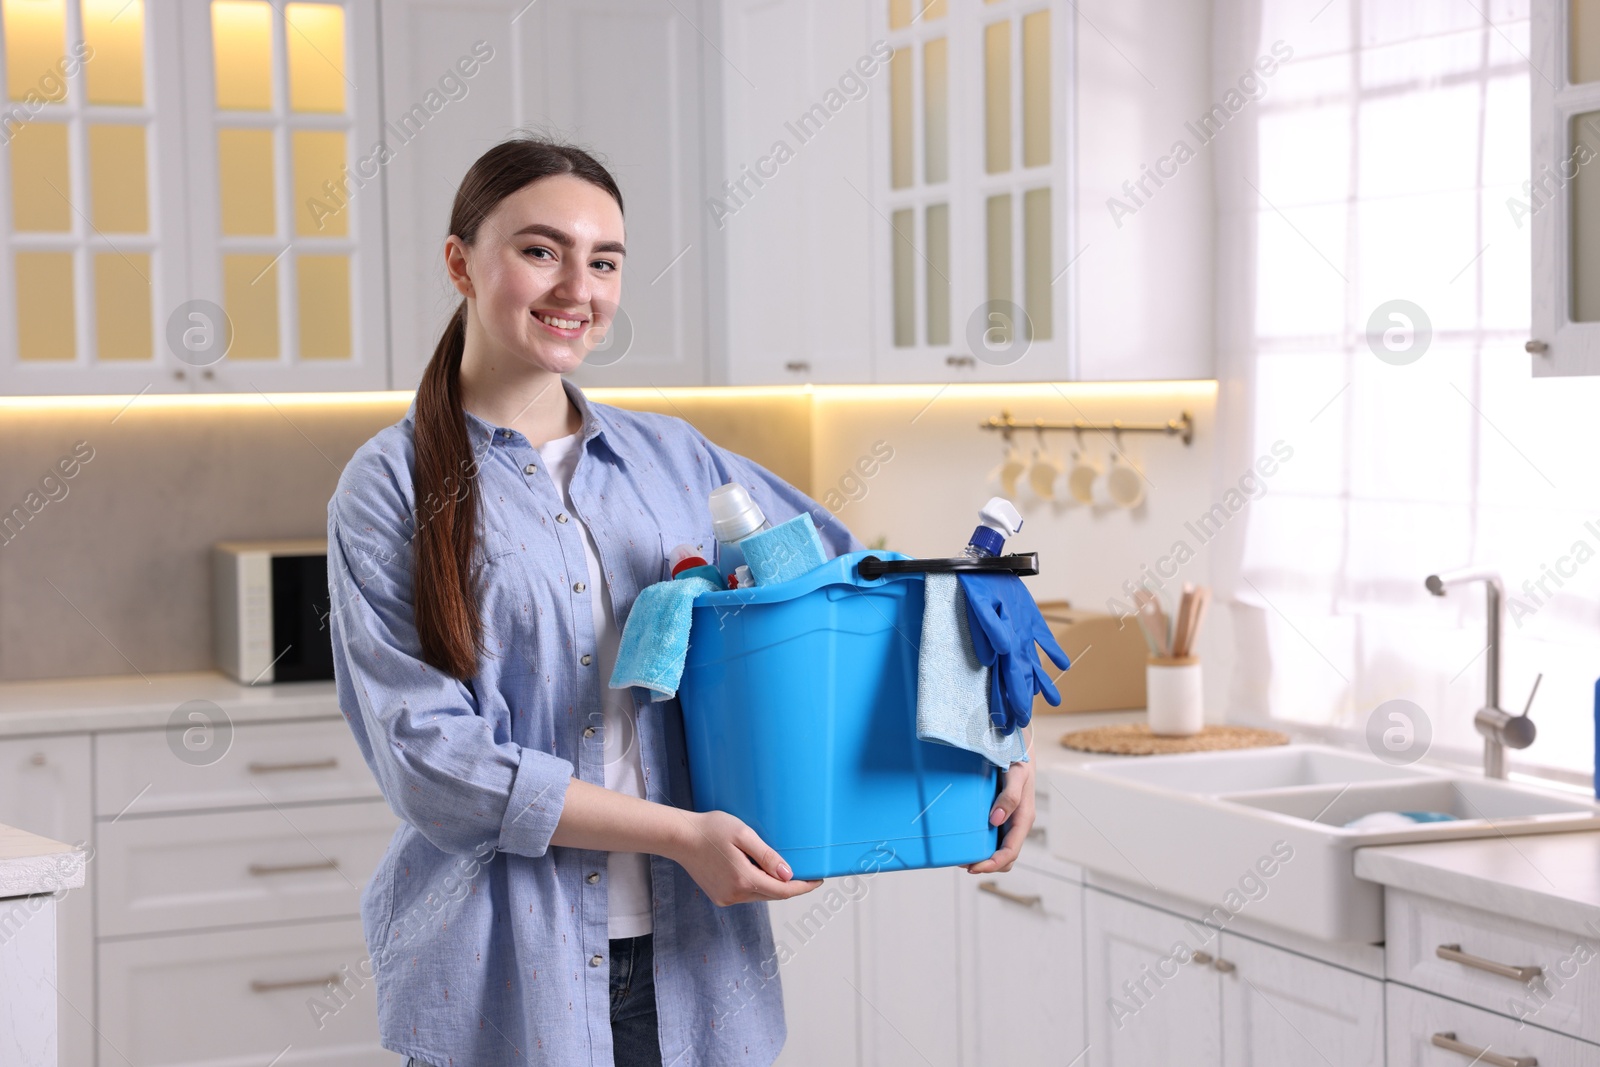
916, 572, 1028, 769
740, 512, 829, 586
609, 575, 719, 701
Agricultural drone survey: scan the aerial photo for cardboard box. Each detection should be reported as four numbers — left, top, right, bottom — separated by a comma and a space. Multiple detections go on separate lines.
1031, 601, 1147, 715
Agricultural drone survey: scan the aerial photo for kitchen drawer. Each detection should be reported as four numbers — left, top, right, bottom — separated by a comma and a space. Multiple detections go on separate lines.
95, 718, 381, 816
97, 800, 396, 936
1387, 888, 1600, 1043
1386, 981, 1600, 1067
98, 916, 387, 1067
1016, 783, 1083, 883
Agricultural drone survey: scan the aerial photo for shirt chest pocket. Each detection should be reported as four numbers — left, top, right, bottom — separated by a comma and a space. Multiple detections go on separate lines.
655, 529, 714, 584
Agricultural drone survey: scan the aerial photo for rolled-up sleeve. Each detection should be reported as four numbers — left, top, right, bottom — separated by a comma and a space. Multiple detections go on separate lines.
326, 512, 573, 858
691, 431, 866, 557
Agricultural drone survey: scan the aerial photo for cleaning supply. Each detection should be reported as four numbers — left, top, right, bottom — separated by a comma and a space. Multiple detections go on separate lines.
956, 500, 1069, 733
708, 482, 770, 580
729, 564, 752, 589
668, 542, 725, 587
917, 571, 1028, 768
608, 570, 721, 701
738, 512, 829, 586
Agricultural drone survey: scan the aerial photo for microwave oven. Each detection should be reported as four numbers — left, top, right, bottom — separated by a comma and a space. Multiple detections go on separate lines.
213, 539, 335, 684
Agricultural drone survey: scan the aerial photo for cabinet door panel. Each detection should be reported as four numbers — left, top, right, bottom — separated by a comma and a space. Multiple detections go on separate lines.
0, 735, 94, 1067
98, 917, 386, 1067
1386, 981, 1600, 1067
965, 868, 1086, 1067
1218, 931, 1383, 1067
1083, 887, 1221, 1067
770, 886, 862, 1066
96, 800, 395, 936
859, 866, 962, 1067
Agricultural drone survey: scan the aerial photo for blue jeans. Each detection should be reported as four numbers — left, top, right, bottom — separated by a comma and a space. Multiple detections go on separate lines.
404, 933, 660, 1067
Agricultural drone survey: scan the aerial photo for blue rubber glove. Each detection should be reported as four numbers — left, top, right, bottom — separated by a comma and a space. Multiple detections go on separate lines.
957, 571, 1071, 734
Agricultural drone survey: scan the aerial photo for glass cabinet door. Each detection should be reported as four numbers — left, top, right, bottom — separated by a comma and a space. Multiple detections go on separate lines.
1530, 0, 1600, 375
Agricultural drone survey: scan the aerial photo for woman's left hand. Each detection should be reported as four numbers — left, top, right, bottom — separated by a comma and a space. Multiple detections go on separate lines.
962, 743, 1035, 875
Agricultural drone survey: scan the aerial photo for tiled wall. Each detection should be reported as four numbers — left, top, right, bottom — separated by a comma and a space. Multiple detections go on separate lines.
0, 383, 1219, 688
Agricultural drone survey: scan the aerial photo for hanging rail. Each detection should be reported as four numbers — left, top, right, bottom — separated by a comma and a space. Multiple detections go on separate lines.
978, 409, 1194, 447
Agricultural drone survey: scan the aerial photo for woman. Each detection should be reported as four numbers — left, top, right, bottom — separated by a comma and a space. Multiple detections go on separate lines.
326, 135, 1036, 1067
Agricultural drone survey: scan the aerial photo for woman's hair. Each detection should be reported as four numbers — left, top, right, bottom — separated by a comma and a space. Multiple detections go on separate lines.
412, 134, 624, 680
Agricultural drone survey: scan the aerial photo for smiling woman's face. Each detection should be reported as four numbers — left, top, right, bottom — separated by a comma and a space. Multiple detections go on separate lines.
446, 172, 626, 375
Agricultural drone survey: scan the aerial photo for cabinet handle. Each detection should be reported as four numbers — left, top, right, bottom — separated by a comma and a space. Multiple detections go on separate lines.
1191, 951, 1214, 965
976, 880, 1041, 908
784, 360, 811, 373
248, 858, 339, 877
1525, 340, 1548, 355
1431, 1031, 1537, 1067
248, 757, 338, 774
250, 973, 342, 994
1212, 958, 1236, 973
29, 752, 47, 766
1436, 943, 1542, 983
946, 354, 977, 368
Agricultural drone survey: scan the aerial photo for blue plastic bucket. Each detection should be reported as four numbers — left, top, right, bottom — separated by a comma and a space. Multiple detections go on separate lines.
676, 549, 1001, 880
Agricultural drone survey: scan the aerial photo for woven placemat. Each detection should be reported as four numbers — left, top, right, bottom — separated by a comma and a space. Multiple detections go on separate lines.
1060, 723, 1290, 755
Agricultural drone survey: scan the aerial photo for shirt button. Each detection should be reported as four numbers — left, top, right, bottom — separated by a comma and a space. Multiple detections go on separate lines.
523, 463, 537, 474
556, 513, 570, 524
580, 654, 593, 666
573, 580, 586, 592
590, 954, 604, 967
583, 726, 596, 738
587, 871, 600, 884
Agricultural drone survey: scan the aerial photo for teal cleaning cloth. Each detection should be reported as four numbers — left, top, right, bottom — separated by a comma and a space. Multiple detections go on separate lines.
916, 572, 1028, 769
740, 512, 828, 585
609, 575, 718, 701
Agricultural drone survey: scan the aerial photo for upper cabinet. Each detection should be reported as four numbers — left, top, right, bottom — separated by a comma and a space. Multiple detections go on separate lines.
0, 0, 1212, 394
0, 0, 387, 394
381, 0, 711, 392
1531, 0, 1600, 375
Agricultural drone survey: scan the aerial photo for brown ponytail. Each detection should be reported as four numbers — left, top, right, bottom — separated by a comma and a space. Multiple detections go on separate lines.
411, 134, 624, 680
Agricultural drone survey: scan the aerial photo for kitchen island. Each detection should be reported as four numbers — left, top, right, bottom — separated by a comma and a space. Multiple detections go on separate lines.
1, 822, 85, 1067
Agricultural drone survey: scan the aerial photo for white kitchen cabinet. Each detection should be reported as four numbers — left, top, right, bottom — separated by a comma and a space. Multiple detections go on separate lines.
0, 894, 58, 1067
770, 884, 863, 1067
1386, 981, 1600, 1067
1217, 931, 1384, 1067
1083, 886, 1221, 1067
961, 866, 1086, 1067
382, 0, 713, 392
97, 916, 385, 1067
1530, 0, 1600, 375
859, 865, 965, 1066
710, 0, 877, 385
0, 736, 94, 1067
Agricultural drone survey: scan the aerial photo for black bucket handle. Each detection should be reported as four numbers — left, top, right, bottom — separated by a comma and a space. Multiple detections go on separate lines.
856, 552, 1039, 581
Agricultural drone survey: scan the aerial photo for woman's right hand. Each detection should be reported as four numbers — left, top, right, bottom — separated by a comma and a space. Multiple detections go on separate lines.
670, 809, 822, 906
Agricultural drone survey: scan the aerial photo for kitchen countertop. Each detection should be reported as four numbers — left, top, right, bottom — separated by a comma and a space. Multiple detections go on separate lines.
1354, 832, 1600, 937
0, 670, 340, 738
0, 823, 85, 899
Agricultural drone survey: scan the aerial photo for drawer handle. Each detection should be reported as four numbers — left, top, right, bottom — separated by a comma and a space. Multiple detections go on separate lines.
977, 880, 1041, 908
1436, 943, 1543, 983
248, 758, 339, 774
250, 973, 341, 994
248, 858, 339, 877
1431, 1031, 1537, 1067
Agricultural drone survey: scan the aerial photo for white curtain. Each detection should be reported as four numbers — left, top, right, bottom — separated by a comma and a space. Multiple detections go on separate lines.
1212, 0, 1600, 781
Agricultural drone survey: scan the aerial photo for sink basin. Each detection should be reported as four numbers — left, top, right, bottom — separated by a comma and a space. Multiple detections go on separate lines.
1045, 743, 1600, 943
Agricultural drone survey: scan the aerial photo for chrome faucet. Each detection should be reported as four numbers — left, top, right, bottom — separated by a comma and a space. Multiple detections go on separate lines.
1425, 568, 1538, 778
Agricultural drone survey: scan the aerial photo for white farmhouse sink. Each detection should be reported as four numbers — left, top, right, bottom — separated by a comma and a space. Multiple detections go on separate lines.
1045, 743, 1600, 943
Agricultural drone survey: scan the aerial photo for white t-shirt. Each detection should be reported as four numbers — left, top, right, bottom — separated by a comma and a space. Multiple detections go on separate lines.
534, 431, 653, 938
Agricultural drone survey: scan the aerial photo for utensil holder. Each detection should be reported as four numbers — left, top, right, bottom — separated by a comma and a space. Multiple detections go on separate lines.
1146, 656, 1203, 736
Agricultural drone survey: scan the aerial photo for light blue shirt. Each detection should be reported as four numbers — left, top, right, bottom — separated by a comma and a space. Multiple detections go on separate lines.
326, 378, 863, 1066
